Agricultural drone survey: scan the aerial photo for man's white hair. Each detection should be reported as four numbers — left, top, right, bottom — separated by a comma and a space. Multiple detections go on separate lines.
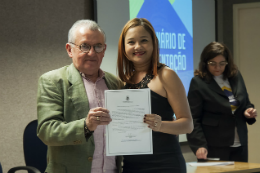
68, 19, 106, 43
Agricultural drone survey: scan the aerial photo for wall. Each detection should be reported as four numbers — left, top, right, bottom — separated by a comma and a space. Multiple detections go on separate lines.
0, 0, 93, 172
217, 0, 260, 52
97, 0, 129, 75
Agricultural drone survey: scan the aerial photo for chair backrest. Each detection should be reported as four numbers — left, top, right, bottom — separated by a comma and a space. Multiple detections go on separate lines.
0, 162, 2, 173
23, 120, 47, 173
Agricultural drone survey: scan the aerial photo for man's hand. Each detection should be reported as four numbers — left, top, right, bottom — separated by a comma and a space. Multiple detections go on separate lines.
196, 147, 208, 159
86, 107, 112, 131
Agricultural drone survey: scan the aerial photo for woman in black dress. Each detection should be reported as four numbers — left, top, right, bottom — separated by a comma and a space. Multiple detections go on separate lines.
117, 18, 193, 173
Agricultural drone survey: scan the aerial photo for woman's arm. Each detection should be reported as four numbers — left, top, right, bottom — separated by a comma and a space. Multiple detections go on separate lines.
154, 67, 193, 135
236, 71, 257, 124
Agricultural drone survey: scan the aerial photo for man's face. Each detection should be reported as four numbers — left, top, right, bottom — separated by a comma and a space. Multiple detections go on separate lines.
66, 27, 106, 78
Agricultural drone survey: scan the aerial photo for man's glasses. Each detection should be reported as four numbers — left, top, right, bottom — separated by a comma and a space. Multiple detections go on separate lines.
208, 61, 228, 67
70, 42, 105, 53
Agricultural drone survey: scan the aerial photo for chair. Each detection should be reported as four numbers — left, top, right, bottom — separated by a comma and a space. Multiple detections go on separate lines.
0, 162, 2, 173
7, 120, 47, 173
8, 166, 41, 173
23, 120, 47, 172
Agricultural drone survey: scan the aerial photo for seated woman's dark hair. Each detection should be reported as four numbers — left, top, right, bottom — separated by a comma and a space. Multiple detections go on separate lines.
195, 41, 237, 81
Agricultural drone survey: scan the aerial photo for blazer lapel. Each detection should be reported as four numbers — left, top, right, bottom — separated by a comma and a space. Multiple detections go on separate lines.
228, 73, 242, 112
228, 75, 238, 97
67, 64, 90, 119
207, 78, 227, 97
67, 64, 94, 144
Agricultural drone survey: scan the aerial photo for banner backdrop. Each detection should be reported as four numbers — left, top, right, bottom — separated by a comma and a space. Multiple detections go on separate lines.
130, 0, 193, 94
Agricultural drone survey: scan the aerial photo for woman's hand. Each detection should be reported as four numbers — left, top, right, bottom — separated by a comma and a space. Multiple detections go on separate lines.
196, 147, 208, 159
144, 114, 162, 131
244, 108, 257, 119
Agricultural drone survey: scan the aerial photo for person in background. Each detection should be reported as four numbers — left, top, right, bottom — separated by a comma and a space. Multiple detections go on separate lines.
187, 41, 257, 162
117, 18, 193, 173
37, 19, 123, 173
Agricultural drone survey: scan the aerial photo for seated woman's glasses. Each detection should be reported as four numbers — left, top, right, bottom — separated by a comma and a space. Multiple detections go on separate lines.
208, 61, 228, 67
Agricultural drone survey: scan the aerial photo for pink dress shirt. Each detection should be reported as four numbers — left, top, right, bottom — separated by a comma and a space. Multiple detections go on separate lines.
81, 70, 117, 173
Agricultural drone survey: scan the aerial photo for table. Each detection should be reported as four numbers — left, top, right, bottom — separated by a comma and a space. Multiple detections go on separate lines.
187, 161, 260, 173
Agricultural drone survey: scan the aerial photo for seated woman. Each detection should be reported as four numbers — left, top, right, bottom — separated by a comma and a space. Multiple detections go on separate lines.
187, 41, 257, 162
117, 18, 193, 173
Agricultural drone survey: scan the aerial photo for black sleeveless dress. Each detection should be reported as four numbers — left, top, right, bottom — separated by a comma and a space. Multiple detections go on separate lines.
123, 71, 186, 173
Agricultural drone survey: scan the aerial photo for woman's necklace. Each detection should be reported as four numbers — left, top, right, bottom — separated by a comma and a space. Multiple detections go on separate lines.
125, 73, 153, 89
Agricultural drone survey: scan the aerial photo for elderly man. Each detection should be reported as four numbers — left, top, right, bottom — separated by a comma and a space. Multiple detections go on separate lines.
37, 20, 122, 173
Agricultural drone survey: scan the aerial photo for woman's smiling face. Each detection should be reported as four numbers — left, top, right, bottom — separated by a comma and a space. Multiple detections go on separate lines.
124, 26, 153, 66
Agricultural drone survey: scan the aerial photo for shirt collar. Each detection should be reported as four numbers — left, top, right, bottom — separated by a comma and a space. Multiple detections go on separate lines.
80, 69, 105, 82
213, 74, 223, 80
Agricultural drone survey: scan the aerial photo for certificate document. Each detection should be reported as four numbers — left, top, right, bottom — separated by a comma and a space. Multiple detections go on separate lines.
105, 88, 153, 156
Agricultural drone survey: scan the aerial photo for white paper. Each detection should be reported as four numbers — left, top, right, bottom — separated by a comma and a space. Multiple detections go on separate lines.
105, 89, 152, 156
188, 161, 234, 167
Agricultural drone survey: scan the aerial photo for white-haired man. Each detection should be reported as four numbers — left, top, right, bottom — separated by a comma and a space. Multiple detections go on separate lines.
37, 19, 122, 173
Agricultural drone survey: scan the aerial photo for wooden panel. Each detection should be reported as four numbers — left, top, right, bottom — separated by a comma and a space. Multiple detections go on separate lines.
187, 162, 260, 173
